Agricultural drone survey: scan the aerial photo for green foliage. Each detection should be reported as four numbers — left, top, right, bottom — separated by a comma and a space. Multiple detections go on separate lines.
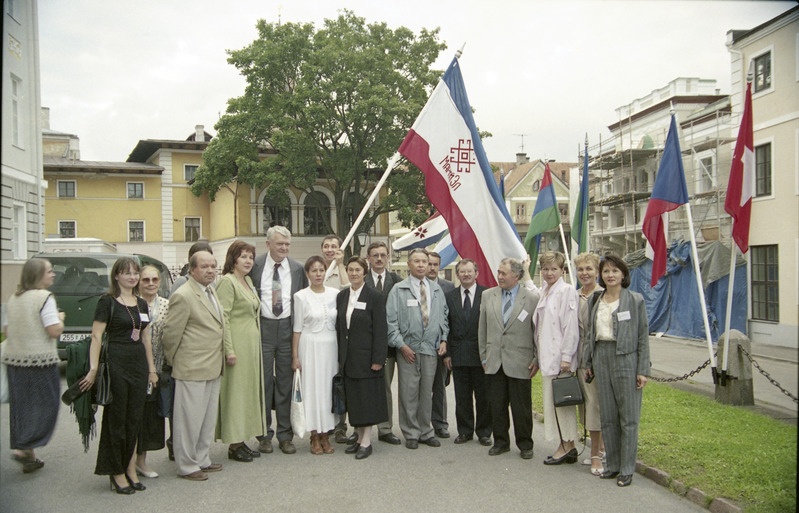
192, 10, 446, 236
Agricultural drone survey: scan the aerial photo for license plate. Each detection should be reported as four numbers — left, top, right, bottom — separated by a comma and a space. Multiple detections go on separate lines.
59, 333, 90, 343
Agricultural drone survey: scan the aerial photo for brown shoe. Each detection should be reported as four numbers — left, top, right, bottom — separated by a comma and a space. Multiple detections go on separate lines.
310, 433, 323, 455
200, 463, 223, 472
180, 470, 208, 481
319, 433, 335, 454
279, 440, 297, 454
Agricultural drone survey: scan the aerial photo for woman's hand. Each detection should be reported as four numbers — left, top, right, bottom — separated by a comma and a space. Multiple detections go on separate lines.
79, 368, 97, 392
226, 354, 237, 366
148, 371, 159, 387
291, 357, 301, 371
559, 360, 571, 374
636, 374, 647, 390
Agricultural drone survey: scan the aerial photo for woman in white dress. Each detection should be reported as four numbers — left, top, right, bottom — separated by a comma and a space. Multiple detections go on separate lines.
291, 255, 339, 455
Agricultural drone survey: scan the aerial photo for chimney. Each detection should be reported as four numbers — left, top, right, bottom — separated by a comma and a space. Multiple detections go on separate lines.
195, 124, 205, 141
515, 153, 529, 166
41, 107, 50, 130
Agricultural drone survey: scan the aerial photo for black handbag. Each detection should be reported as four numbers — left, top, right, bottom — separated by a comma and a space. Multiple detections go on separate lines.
94, 300, 114, 406
331, 373, 346, 415
552, 372, 584, 407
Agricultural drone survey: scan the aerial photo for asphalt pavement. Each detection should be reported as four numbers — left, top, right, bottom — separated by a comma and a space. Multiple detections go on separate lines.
1, 335, 794, 513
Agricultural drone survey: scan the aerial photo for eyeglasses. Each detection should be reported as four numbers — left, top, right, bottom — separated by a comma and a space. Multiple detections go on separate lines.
140, 277, 159, 283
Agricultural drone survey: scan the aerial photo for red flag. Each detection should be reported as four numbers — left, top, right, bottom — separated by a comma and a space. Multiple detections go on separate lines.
724, 81, 754, 254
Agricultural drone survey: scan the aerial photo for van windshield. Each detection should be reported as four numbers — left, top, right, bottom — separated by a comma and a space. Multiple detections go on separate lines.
48, 255, 120, 296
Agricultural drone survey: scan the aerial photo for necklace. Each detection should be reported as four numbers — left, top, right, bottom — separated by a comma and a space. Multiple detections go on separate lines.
123, 299, 142, 341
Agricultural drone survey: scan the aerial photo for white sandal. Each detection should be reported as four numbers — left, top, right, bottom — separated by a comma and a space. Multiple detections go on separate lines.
590, 455, 604, 476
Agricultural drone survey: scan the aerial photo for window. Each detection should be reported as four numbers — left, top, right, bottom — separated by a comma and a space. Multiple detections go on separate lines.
59, 221, 76, 238
128, 221, 144, 242
532, 179, 540, 192
344, 193, 365, 233
263, 193, 292, 232
751, 245, 779, 322
184, 165, 198, 182
753, 52, 771, 94
57, 181, 76, 198
127, 182, 144, 199
11, 75, 22, 147
11, 203, 26, 259
698, 155, 715, 193
755, 143, 772, 197
303, 191, 330, 235
185, 217, 201, 242
516, 203, 527, 218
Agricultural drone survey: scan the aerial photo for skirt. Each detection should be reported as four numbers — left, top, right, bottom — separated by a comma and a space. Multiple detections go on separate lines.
542, 374, 579, 442
6, 364, 60, 450
344, 375, 388, 428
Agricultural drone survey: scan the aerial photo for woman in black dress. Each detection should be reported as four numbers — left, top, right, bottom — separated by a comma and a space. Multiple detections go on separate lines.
335, 256, 388, 460
80, 257, 158, 494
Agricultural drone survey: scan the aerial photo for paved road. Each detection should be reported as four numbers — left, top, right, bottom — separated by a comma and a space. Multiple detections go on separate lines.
1, 362, 708, 513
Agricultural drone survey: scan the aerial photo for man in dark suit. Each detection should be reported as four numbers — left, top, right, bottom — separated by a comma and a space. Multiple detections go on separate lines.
427, 252, 454, 439
444, 259, 491, 446
248, 225, 308, 455
363, 241, 403, 445
478, 257, 539, 460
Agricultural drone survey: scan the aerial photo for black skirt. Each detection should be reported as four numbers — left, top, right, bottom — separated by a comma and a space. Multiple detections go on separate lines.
344, 375, 388, 427
7, 364, 60, 450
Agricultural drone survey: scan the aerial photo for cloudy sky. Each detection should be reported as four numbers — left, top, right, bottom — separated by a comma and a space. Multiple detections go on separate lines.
38, 0, 793, 164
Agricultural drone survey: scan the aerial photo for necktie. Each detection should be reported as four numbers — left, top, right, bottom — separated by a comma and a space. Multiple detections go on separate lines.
272, 263, 283, 316
206, 287, 220, 318
463, 289, 472, 318
419, 279, 429, 328
502, 290, 512, 326
376, 274, 383, 293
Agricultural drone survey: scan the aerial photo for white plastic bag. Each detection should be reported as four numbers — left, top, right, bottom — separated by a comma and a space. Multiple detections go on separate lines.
290, 369, 305, 439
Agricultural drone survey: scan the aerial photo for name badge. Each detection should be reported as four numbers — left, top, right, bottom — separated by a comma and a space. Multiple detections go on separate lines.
517, 310, 529, 322
617, 311, 631, 321
407, 299, 420, 307
139, 313, 150, 322
355, 301, 367, 310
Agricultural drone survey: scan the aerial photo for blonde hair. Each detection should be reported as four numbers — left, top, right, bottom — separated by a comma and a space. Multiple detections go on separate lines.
573, 252, 600, 269
538, 251, 566, 270
16, 258, 50, 295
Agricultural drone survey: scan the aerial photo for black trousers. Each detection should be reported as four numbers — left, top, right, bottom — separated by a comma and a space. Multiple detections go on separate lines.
452, 365, 491, 439
487, 366, 533, 451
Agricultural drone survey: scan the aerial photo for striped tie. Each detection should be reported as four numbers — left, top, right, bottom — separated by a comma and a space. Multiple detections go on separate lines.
502, 290, 512, 326
419, 279, 429, 328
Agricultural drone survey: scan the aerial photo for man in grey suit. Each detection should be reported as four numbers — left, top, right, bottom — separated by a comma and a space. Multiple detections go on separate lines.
426, 251, 454, 439
248, 226, 308, 455
163, 251, 226, 481
364, 241, 403, 445
478, 257, 539, 459
386, 249, 449, 449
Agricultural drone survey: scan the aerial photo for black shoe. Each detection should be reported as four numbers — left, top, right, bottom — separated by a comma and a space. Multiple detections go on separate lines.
228, 445, 253, 462
345, 443, 361, 454
110, 476, 135, 495
454, 434, 473, 444
478, 437, 492, 446
488, 445, 510, 456
334, 430, 349, 444
434, 427, 450, 439
167, 438, 175, 461
378, 433, 402, 445
520, 448, 534, 460
544, 448, 578, 465
600, 470, 620, 480
242, 444, 261, 458
617, 474, 633, 487
21, 459, 44, 474
355, 445, 373, 460
258, 439, 273, 453
125, 474, 146, 491
420, 437, 441, 447
345, 433, 358, 445
405, 439, 419, 449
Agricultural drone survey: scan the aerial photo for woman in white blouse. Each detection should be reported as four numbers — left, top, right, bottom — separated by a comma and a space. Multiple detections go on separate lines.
291, 255, 339, 455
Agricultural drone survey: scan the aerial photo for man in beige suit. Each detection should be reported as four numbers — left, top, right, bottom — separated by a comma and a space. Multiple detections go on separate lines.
478, 257, 539, 459
163, 251, 225, 481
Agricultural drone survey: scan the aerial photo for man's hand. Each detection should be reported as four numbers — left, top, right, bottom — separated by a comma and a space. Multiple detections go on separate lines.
444, 356, 452, 371
528, 362, 539, 379
400, 345, 416, 364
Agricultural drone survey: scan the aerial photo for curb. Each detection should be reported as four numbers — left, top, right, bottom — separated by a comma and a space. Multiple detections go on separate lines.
635, 461, 743, 513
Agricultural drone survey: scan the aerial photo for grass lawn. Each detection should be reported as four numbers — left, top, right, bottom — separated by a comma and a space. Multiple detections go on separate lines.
531, 375, 797, 512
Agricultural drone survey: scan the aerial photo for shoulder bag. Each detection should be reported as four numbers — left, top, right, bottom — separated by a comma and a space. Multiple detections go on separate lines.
331, 373, 346, 415
94, 298, 114, 406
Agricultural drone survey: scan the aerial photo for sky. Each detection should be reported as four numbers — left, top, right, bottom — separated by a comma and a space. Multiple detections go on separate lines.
38, 0, 794, 164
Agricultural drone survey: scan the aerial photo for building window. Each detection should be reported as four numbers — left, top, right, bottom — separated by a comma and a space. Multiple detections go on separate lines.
750, 245, 779, 322
755, 143, 772, 197
516, 203, 527, 218
59, 221, 76, 238
185, 217, 201, 242
11, 75, 22, 147
128, 221, 144, 242
263, 193, 292, 233
127, 182, 144, 199
303, 191, 330, 236
532, 179, 540, 192
11, 203, 26, 260
753, 52, 771, 94
184, 165, 198, 182
58, 180, 76, 198
698, 155, 715, 193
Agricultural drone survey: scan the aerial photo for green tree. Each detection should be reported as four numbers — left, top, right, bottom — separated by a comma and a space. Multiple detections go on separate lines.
192, 10, 446, 244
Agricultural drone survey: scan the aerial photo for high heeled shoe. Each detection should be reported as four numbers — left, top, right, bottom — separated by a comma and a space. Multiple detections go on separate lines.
109, 476, 135, 495
125, 474, 146, 491
543, 448, 578, 465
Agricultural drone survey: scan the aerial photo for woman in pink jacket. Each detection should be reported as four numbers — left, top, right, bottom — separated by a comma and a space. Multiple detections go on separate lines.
532, 251, 580, 465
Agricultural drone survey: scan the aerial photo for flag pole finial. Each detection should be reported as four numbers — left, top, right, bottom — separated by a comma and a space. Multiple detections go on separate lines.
669, 101, 675, 116
584, 133, 588, 148
455, 42, 466, 59
746, 60, 754, 83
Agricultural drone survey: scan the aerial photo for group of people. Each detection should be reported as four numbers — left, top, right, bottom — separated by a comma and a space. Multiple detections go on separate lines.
2, 226, 650, 491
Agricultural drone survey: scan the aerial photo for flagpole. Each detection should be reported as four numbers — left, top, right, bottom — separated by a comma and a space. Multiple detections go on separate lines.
558, 223, 575, 285
720, 241, 738, 382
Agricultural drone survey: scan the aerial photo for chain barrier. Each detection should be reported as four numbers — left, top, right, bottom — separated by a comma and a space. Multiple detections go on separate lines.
739, 346, 799, 404
649, 354, 714, 383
